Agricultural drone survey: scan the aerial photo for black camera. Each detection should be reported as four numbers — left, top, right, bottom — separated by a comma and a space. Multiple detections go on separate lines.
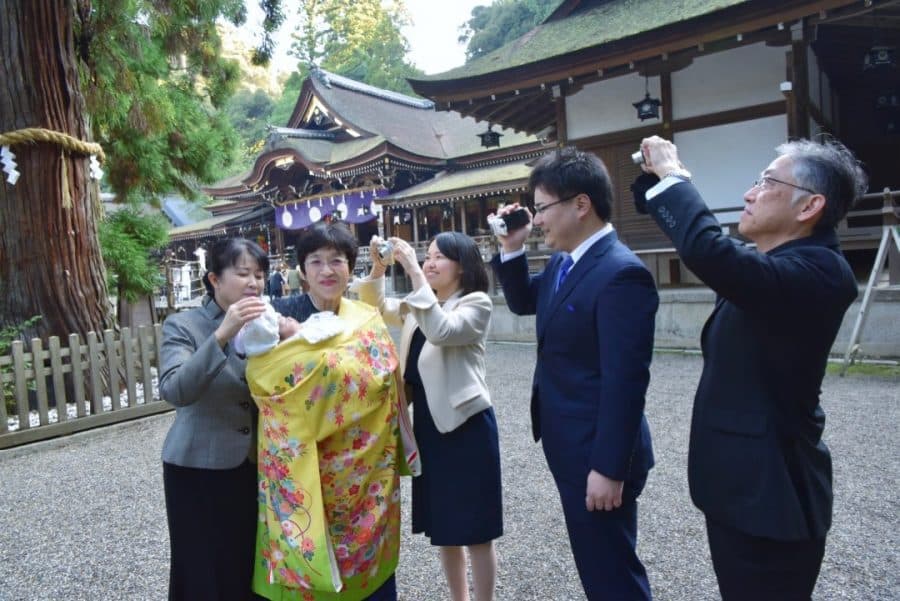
488, 208, 530, 236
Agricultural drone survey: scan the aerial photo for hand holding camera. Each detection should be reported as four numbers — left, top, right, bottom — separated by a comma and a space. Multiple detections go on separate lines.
487, 203, 533, 252
368, 235, 393, 280
637, 136, 686, 180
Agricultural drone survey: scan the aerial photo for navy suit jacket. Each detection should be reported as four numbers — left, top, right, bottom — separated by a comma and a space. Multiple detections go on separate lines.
492, 232, 658, 487
646, 182, 857, 540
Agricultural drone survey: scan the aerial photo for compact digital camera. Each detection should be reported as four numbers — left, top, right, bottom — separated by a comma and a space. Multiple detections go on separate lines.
487, 208, 530, 237
376, 240, 395, 265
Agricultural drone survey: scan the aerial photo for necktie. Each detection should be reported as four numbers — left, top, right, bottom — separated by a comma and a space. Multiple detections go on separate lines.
555, 255, 574, 293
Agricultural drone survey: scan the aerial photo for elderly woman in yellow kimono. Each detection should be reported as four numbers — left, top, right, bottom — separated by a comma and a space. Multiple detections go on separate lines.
246, 223, 418, 601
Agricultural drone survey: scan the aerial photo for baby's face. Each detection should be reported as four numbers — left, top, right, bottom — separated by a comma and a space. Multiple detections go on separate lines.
279, 316, 302, 339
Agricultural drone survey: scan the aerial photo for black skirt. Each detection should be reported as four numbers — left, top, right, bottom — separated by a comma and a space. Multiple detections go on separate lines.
406, 328, 503, 546
163, 460, 260, 601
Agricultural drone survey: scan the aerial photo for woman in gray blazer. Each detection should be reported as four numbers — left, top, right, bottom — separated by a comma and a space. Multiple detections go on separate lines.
358, 232, 503, 601
159, 238, 269, 601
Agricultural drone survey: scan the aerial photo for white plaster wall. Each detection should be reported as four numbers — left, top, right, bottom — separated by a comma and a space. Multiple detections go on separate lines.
673, 114, 788, 213
671, 43, 786, 120
566, 73, 661, 139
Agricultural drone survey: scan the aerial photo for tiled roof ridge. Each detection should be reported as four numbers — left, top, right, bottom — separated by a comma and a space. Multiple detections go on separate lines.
268, 126, 337, 140
312, 66, 435, 109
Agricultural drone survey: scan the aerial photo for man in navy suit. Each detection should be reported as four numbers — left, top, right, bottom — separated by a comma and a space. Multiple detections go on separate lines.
636, 136, 865, 600
491, 147, 659, 600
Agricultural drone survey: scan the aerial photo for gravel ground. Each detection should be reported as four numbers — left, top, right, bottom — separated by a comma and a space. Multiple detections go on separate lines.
0, 345, 897, 601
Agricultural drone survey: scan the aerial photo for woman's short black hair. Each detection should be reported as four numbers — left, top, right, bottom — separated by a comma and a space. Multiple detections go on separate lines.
432, 232, 489, 296
202, 238, 269, 297
296, 222, 358, 275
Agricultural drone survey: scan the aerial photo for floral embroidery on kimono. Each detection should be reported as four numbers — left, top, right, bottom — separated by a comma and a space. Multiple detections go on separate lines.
248, 299, 416, 601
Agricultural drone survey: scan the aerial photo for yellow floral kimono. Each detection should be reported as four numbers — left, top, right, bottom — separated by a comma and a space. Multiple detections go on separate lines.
248, 299, 418, 601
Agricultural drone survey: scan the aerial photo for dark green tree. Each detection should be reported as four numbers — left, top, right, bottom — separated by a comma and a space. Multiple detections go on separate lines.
286, 0, 423, 96
0, 0, 283, 343
459, 0, 558, 61
99, 208, 170, 303
271, 72, 306, 127
224, 88, 277, 170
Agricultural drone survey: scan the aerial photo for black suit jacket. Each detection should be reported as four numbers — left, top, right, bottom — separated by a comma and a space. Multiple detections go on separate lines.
492, 233, 658, 487
646, 182, 857, 541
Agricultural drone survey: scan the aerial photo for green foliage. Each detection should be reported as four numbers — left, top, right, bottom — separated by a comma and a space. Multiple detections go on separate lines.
287, 0, 424, 96
459, 0, 559, 61
224, 88, 276, 170
270, 72, 305, 127
75, 0, 283, 202
99, 208, 170, 302
1, 316, 42, 413
826, 362, 900, 378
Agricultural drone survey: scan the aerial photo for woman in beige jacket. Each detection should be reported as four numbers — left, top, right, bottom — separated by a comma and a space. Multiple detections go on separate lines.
357, 232, 503, 601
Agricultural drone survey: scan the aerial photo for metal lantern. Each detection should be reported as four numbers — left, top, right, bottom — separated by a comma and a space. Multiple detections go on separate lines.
864, 46, 897, 70
633, 77, 661, 121
477, 124, 503, 148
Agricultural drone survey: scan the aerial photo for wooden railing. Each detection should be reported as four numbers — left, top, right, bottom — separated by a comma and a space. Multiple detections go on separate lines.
0, 325, 170, 449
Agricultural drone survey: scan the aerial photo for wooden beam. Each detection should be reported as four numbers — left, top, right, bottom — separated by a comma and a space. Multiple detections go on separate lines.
513, 99, 557, 135
555, 84, 569, 145
490, 92, 553, 128
672, 101, 787, 134
572, 100, 787, 148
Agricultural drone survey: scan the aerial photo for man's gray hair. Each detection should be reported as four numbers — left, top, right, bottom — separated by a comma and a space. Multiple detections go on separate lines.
776, 138, 868, 230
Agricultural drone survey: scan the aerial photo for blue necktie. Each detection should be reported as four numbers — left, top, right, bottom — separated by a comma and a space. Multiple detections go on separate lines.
555, 255, 574, 293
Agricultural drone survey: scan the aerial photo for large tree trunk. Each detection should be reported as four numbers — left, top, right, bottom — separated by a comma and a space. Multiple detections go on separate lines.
0, 1, 113, 342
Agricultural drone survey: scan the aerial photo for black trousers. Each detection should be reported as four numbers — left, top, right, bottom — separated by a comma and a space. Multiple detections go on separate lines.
706, 517, 826, 601
163, 460, 260, 601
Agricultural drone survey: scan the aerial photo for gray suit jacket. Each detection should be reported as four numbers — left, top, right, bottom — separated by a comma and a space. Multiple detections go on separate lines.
159, 296, 256, 469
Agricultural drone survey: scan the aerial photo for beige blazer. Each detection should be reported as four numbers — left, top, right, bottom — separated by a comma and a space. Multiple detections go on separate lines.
355, 277, 492, 433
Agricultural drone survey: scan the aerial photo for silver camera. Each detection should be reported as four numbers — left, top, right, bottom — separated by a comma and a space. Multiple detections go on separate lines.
631, 149, 645, 165
376, 240, 394, 265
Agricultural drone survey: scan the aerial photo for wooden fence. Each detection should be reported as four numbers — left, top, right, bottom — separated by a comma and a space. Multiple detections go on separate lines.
0, 324, 172, 449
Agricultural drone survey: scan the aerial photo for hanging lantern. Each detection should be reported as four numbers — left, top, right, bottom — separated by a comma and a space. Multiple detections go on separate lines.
477, 123, 503, 148
864, 46, 897, 70
633, 76, 661, 121
875, 91, 899, 110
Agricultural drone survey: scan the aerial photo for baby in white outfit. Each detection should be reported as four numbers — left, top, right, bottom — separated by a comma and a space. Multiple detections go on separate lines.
234, 302, 346, 357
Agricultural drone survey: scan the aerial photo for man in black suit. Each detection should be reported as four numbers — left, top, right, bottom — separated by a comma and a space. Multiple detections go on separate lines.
636, 135, 866, 600
492, 147, 658, 600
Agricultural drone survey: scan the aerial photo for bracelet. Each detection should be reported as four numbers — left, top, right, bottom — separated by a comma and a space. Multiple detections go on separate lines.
663, 169, 691, 182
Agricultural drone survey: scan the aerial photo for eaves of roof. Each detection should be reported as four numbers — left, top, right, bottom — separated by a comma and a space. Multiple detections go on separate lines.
168, 213, 243, 239
413, 0, 749, 83
383, 161, 532, 205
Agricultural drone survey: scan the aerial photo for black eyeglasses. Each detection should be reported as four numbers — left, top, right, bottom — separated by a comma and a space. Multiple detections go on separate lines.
752, 176, 817, 196
534, 192, 581, 214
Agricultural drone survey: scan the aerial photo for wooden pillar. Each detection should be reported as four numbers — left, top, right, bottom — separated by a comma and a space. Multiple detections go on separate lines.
786, 37, 810, 139
661, 72, 673, 133
460, 201, 467, 235
886, 190, 900, 285
554, 83, 568, 146
383, 207, 392, 238
274, 227, 284, 259
412, 207, 419, 245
